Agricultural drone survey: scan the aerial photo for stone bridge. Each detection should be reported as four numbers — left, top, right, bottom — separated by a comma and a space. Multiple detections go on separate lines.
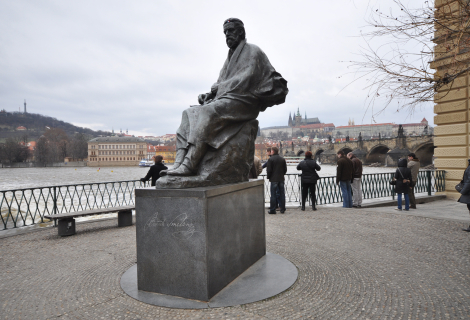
283, 135, 434, 166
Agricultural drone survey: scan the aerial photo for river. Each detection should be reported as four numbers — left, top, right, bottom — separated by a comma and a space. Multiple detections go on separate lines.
0, 164, 396, 191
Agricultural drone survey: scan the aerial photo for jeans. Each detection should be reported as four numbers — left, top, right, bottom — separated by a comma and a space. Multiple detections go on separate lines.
351, 178, 362, 206
270, 182, 285, 212
339, 181, 353, 208
397, 193, 410, 210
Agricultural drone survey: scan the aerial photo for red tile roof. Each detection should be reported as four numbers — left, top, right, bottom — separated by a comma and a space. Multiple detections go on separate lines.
155, 146, 176, 152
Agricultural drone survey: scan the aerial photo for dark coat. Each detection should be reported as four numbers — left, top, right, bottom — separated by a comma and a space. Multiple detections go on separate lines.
267, 154, 287, 182
458, 165, 470, 204
141, 163, 168, 186
336, 156, 354, 184
297, 158, 321, 184
350, 155, 363, 178
394, 159, 412, 194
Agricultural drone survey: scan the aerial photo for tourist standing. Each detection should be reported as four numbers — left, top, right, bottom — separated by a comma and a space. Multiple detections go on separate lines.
347, 152, 363, 208
297, 151, 321, 211
336, 150, 354, 208
457, 159, 470, 232
394, 158, 412, 211
262, 147, 272, 169
407, 153, 420, 209
267, 147, 287, 214
141, 155, 168, 186
249, 155, 262, 179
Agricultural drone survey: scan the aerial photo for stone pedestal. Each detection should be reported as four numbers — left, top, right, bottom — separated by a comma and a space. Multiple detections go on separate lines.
135, 179, 265, 302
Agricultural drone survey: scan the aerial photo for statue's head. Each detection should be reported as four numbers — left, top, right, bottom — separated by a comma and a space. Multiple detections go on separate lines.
223, 18, 245, 49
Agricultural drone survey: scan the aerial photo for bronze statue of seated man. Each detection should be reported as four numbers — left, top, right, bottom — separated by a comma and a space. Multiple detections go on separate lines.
157, 18, 288, 189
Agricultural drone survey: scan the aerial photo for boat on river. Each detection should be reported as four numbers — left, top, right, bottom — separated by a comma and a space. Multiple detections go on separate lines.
139, 160, 154, 167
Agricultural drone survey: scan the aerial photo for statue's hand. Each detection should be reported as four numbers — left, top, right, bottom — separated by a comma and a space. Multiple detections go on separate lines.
210, 83, 218, 95
198, 94, 206, 105
198, 92, 215, 105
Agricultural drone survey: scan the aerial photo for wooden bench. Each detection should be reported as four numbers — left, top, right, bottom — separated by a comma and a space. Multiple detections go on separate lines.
44, 205, 134, 236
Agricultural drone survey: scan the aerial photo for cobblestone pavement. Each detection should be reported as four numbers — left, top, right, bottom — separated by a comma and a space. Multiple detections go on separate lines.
1, 207, 469, 319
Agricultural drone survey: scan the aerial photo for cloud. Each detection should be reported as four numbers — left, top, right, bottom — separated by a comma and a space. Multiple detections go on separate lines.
0, 0, 434, 137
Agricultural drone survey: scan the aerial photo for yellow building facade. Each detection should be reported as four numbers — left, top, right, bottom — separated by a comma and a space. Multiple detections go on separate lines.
154, 146, 176, 163
88, 136, 147, 167
432, 0, 470, 199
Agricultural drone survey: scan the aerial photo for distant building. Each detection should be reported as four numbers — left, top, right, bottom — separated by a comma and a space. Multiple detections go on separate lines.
16, 126, 27, 131
299, 123, 335, 134
333, 123, 395, 139
261, 108, 324, 138
392, 118, 433, 136
87, 136, 147, 167
155, 145, 176, 163
147, 144, 156, 160
288, 108, 320, 127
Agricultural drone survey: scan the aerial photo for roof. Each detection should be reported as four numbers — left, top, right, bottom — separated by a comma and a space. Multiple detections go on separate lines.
89, 136, 145, 142
335, 123, 394, 129
155, 146, 176, 152
299, 123, 335, 129
261, 126, 290, 130
393, 123, 428, 127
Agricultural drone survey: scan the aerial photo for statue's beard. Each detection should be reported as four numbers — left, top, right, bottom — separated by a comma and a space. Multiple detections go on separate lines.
226, 35, 241, 49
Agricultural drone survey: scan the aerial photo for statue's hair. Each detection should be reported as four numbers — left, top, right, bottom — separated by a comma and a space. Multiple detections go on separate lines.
223, 17, 246, 39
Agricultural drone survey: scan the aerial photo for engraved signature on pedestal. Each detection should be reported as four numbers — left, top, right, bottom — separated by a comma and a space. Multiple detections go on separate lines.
143, 211, 200, 239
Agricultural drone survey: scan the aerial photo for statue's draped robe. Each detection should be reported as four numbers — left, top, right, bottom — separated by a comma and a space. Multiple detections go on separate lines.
177, 39, 288, 150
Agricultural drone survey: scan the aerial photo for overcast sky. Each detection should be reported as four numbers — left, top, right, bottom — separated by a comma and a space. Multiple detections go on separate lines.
0, 0, 433, 137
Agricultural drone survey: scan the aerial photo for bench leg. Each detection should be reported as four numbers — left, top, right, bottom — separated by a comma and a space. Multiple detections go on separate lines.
118, 210, 133, 227
58, 218, 76, 236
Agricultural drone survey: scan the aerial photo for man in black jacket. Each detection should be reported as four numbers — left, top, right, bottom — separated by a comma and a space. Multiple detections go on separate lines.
141, 156, 168, 186
267, 147, 287, 214
336, 150, 354, 208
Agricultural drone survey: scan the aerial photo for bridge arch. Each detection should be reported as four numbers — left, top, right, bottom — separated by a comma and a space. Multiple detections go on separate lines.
313, 149, 324, 163
366, 144, 391, 164
412, 142, 434, 166
339, 147, 353, 155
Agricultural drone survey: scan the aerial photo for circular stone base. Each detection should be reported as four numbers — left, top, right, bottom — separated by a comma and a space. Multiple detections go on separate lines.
120, 252, 298, 309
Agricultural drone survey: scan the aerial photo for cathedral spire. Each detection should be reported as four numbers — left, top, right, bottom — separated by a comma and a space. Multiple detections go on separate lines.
288, 112, 293, 127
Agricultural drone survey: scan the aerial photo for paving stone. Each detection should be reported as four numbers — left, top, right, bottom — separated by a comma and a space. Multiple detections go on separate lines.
0, 207, 469, 319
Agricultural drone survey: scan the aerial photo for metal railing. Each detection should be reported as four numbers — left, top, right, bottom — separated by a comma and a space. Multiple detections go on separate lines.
259, 170, 446, 205
1, 170, 445, 230
0, 180, 150, 230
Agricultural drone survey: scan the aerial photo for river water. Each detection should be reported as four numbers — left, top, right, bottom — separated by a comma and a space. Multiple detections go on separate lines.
0, 164, 396, 191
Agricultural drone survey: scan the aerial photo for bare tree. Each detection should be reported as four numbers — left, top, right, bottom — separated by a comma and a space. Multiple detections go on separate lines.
1, 138, 30, 163
348, 0, 470, 115
35, 136, 50, 164
70, 133, 89, 160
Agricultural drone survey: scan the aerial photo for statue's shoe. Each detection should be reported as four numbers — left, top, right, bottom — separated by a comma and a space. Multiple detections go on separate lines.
165, 165, 194, 176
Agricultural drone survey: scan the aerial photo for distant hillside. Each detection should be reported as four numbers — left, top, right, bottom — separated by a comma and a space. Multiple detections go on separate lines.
0, 111, 112, 142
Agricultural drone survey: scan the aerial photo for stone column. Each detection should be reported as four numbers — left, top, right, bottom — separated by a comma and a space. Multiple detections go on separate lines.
432, 0, 470, 199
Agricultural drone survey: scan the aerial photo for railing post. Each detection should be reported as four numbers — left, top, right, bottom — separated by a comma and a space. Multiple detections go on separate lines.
53, 186, 57, 215
52, 186, 57, 226
427, 170, 432, 196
